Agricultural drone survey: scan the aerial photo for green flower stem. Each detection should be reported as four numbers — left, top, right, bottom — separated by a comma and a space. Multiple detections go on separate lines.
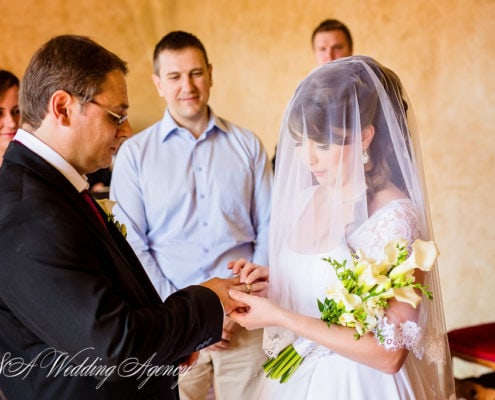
272, 350, 298, 378
263, 344, 304, 383
281, 354, 304, 383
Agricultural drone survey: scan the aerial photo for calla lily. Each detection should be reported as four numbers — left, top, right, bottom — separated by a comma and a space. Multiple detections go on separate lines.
377, 288, 395, 299
410, 239, 439, 271
96, 198, 117, 216
393, 286, 422, 308
341, 292, 363, 311
383, 239, 407, 264
354, 249, 375, 274
389, 240, 437, 279
358, 264, 391, 292
327, 284, 362, 311
95, 198, 127, 238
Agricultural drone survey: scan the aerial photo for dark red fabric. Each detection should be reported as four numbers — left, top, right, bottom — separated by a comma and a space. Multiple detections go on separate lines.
81, 190, 107, 229
448, 322, 495, 362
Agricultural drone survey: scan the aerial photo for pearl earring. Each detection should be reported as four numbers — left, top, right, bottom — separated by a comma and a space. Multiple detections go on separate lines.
362, 149, 370, 164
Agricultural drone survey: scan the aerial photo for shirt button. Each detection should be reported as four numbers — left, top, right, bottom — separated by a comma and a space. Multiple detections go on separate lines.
203, 248, 209, 253
200, 194, 205, 199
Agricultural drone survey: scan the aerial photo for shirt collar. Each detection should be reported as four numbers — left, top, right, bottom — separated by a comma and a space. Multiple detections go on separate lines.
161, 108, 229, 141
13, 129, 89, 193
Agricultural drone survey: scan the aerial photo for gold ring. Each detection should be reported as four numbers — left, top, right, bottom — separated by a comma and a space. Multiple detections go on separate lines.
245, 283, 252, 294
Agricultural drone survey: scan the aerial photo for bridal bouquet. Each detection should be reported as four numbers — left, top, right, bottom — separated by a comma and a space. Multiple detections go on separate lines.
263, 238, 437, 383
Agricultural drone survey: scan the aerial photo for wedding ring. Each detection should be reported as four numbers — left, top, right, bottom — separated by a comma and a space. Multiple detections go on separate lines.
245, 283, 252, 294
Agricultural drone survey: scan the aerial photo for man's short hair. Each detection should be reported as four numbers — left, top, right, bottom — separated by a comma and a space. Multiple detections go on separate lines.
311, 19, 353, 52
153, 31, 209, 75
20, 34, 128, 130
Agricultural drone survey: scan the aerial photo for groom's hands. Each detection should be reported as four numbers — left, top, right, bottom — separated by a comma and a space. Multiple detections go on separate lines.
200, 276, 248, 315
201, 259, 270, 318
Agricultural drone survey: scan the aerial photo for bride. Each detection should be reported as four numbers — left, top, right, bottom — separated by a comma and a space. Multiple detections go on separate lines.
229, 56, 455, 399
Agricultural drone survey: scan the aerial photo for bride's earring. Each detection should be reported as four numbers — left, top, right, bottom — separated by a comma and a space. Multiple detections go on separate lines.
362, 149, 370, 164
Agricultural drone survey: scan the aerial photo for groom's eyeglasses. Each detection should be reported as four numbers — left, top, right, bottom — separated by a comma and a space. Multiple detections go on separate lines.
89, 100, 128, 126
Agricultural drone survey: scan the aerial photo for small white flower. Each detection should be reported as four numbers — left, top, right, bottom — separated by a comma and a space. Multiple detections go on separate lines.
95, 198, 127, 238
96, 198, 117, 216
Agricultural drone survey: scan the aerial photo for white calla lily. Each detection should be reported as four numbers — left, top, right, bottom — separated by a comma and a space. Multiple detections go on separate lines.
389, 239, 438, 279
95, 198, 127, 238
96, 198, 116, 216
384, 239, 402, 264
393, 286, 422, 308
359, 265, 391, 292
410, 239, 439, 271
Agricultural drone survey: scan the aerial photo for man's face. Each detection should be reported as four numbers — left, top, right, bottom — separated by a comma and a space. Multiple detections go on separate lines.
313, 30, 352, 66
71, 70, 131, 175
152, 47, 212, 127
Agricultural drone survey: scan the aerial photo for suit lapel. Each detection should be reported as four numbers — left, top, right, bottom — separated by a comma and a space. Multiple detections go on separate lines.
5, 142, 161, 302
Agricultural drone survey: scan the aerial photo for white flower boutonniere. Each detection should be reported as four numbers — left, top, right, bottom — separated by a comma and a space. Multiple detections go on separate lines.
96, 199, 127, 238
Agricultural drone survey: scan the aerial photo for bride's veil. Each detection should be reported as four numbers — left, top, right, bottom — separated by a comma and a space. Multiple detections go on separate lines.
266, 56, 455, 398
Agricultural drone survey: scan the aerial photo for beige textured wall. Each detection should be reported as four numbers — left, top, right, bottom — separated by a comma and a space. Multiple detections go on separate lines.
2, 0, 495, 374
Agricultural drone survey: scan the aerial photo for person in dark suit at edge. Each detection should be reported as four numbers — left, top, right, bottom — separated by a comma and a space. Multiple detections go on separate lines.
0, 34, 258, 400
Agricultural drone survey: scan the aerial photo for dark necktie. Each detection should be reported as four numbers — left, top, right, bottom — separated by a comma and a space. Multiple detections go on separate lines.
81, 190, 107, 229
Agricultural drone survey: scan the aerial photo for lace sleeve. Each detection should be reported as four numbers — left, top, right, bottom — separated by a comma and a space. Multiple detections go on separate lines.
349, 199, 420, 260
349, 200, 425, 353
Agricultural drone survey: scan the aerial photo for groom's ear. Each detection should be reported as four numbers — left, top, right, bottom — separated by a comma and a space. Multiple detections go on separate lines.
51, 90, 72, 126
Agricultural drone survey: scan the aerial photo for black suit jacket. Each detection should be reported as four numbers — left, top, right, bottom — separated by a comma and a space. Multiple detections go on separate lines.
0, 141, 223, 399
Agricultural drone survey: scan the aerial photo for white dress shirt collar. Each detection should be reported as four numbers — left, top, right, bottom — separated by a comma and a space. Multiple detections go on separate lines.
14, 129, 89, 193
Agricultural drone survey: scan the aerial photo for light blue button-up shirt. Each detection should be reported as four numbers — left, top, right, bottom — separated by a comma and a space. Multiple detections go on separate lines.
110, 109, 272, 300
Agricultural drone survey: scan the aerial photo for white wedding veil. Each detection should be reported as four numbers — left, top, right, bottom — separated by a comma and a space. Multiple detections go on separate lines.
267, 56, 455, 398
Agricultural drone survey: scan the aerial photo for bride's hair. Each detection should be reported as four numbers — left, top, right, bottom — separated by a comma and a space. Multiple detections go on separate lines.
287, 65, 377, 146
366, 61, 411, 196
286, 57, 411, 197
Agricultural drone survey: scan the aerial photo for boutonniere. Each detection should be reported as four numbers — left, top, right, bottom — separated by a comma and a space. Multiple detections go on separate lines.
95, 199, 127, 238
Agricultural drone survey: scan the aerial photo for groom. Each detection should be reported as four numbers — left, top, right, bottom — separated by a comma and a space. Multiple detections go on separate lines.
0, 35, 245, 400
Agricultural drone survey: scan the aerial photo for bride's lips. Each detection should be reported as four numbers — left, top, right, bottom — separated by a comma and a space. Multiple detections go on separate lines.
312, 170, 327, 177
0, 132, 16, 138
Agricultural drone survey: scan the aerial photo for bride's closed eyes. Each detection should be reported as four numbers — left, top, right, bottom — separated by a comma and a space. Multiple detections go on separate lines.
294, 139, 330, 151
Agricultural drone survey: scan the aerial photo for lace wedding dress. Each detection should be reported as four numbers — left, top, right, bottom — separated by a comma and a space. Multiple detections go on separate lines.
256, 199, 447, 400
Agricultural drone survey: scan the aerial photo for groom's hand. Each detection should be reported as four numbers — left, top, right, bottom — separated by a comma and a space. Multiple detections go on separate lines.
200, 276, 248, 315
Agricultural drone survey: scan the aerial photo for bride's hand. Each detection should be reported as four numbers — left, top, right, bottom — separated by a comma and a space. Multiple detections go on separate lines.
228, 259, 269, 296
228, 290, 282, 330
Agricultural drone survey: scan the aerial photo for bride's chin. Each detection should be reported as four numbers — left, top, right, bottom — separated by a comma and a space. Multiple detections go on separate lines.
315, 177, 332, 186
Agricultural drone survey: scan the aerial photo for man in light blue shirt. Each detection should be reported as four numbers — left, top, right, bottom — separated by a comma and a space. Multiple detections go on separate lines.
110, 31, 272, 400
